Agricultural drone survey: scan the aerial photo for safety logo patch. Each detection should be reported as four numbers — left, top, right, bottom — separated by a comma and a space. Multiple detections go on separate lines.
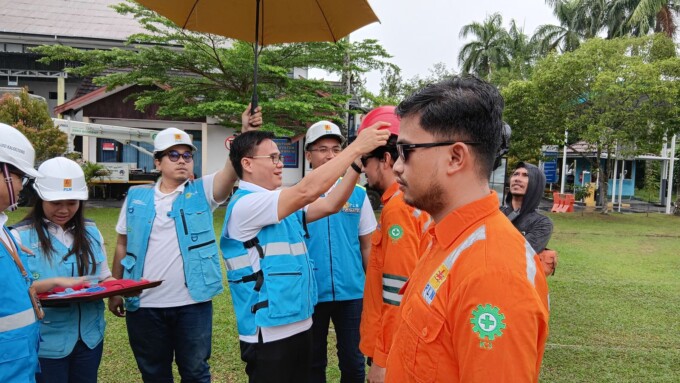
470, 304, 506, 347
63, 179, 72, 191
174, 133, 182, 141
388, 224, 403, 241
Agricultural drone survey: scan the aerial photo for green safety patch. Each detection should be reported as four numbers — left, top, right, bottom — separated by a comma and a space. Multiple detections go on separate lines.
32, 272, 40, 280
388, 224, 404, 241
470, 304, 506, 341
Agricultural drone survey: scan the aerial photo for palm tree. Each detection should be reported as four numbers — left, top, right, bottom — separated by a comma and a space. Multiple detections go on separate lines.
608, 0, 680, 38
532, 0, 590, 54
458, 13, 510, 80
505, 19, 536, 79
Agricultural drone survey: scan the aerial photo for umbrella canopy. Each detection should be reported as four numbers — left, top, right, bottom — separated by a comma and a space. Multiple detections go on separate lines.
135, 0, 379, 46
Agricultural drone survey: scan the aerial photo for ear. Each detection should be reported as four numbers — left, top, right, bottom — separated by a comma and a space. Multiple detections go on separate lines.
154, 158, 162, 171
305, 151, 312, 163
381, 152, 394, 170
241, 157, 253, 175
446, 142, 470, 176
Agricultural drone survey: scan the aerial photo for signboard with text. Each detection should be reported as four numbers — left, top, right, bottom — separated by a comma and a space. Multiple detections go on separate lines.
273, 138, 299, 168
543, 160, 558, 183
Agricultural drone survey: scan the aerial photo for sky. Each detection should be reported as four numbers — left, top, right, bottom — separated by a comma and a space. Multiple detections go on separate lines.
310, 0, 560, 93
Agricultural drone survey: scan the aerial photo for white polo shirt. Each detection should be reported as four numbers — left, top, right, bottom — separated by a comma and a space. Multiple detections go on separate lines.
116, 173, 223, 308
225, 180, 313, 343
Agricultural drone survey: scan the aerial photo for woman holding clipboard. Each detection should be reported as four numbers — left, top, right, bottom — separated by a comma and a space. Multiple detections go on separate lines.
11, 157, 113, 383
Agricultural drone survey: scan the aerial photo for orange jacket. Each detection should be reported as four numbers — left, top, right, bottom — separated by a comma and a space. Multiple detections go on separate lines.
359, 182, 431, 367
385, 192, 550, 383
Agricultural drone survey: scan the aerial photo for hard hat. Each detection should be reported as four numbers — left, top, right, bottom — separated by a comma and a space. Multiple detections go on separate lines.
0, 122, 41, 178
33, 157, 88, 201
305, 121, 345, 150
358, 106, 400, 136
153, 127, 196, 153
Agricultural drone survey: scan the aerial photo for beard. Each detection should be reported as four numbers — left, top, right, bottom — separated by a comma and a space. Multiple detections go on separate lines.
402, 178, 446, 215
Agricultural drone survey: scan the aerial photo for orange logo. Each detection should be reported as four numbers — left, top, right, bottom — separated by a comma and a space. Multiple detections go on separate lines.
324, 124, 332, 131
174, 134, 182, 141
63, 179, 72, 188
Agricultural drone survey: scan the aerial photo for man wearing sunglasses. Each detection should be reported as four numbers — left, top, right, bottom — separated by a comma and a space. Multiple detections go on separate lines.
356, 106, 432, 383
384, 77, 549, 383
221, 123, 389, 383
0, 122, 43, 382
303, 121, 377, 383
109, 106, 262, 382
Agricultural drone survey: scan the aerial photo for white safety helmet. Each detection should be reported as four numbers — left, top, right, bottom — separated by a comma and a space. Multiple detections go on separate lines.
153, 127, 196, 153
0, 122, 41, 178
305, 120, 345, 150
33, 157, 88, 201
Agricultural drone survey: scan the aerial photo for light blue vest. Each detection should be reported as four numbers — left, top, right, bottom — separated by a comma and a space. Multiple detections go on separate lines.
14, 221, 106, 359
122, 180, 223, 311
306, 183, 367, 302
220, 188, 317, 337
0, 227, 40, 382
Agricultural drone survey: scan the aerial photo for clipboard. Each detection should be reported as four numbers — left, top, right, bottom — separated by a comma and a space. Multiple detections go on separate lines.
38, 279, 163, 306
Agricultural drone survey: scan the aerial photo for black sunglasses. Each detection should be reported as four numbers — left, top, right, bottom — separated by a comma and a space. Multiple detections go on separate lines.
163, 150, 194, 163
396, 141, 480, 162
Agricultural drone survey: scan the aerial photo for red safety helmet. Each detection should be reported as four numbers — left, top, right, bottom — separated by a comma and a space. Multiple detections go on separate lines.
357, 106, 400, 136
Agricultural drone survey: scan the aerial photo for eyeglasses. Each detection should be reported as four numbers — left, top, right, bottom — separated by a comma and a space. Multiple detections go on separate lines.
308, 146, 342, 155
9, 171, 30, 187
360, 155, 377, 167
396, 141, 480, 162
164, 150, 194, 163
247, 154, 285, 165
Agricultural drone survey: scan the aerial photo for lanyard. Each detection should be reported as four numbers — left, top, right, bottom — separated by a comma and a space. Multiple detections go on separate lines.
0, 229, 45, 320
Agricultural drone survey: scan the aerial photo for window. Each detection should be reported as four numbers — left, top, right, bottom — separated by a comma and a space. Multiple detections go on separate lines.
5, 43, 22, 53
48, 92, 67, 100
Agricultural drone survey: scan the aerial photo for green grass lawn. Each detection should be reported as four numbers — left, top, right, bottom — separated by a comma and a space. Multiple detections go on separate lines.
6, 207, 680, 382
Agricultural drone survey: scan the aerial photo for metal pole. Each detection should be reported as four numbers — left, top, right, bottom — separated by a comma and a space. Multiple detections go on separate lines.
250, 0, 261, 115
618, 160, 625, 212
612, 142, 618, 207
666, 134, 676, 214
660, 134, 668, 205
560, 129, 568, 194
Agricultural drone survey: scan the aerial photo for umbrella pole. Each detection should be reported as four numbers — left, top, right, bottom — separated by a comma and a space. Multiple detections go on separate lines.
251, 0, 260, 116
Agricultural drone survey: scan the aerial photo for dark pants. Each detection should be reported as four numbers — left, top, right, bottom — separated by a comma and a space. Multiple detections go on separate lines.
239, 328, 313, 383
126, 301, 213, 383
310, 299, 365, 383
36, 340, 104, 383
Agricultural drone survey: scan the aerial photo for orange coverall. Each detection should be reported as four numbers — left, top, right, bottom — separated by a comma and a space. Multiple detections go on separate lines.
359, 182, 431, 367
385, 192, 550, 383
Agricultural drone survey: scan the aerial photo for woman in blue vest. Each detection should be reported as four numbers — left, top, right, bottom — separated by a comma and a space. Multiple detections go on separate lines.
11, 157, 113, 383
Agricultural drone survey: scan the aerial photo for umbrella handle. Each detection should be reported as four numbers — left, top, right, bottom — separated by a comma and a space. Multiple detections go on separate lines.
250, 0, 260, 121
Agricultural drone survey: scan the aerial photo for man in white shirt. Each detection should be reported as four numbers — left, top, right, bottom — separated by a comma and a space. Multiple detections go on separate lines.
109, 106, 261, 383
221, 124, 389, 383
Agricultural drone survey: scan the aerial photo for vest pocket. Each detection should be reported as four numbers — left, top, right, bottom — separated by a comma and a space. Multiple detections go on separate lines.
264, 263, 303, 318
399, 296, 446, 382
198, 245, 222, 286
0, 336, 30, 363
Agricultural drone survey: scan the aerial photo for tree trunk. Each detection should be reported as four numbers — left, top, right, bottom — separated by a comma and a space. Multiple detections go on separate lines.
597, 143, 609, 214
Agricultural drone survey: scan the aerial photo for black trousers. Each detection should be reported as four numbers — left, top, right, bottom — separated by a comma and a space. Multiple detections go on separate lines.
240, 328, 313, 383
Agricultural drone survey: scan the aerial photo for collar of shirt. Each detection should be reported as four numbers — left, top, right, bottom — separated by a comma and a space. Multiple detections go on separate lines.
238, 180, 275, 193
433, 191, 500, 249
155, 178, 188, 197
41, 218, 74, 237
0, 213, 7, 228
381, 182, 400, 204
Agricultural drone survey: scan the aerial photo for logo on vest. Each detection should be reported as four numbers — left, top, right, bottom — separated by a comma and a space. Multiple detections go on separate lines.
341, 201, 360, 214
185, 192, 192, 199
470, 304, 506, 349
32, 272, 40, 280
388, 224, 403, 241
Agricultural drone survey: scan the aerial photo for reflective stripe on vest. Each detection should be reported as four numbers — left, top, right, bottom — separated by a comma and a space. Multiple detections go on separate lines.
0, 307, 35, 332
225, 242, 306, 270
524, 240, 538, 286
382, 273, 408, 306
422, 225, 487, 305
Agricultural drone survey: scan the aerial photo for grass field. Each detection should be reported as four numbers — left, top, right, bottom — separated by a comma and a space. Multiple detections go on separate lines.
6, 207, 680, 382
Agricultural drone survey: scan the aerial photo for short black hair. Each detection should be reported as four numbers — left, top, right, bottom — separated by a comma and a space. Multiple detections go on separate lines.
396, 75, 504, 178
367, 134, 399, 164
229, 131, 276, 178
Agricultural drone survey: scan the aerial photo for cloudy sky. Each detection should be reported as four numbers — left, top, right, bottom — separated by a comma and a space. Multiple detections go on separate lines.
311, 0, 560, 92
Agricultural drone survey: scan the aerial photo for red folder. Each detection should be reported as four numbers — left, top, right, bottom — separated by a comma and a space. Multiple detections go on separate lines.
38, 279, 162, 306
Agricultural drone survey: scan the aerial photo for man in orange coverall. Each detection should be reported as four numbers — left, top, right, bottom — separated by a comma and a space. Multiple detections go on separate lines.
385, 76, 550, 383
357, 106, 431, 383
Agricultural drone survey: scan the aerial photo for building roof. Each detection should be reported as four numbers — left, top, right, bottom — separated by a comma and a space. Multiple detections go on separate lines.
0, 0, 146, 41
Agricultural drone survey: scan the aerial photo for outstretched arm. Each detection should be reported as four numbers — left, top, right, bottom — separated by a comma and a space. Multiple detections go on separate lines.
213, 104, 263, 202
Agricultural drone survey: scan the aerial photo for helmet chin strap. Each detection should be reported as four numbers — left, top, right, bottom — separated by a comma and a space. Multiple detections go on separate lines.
2, 163, 18, 212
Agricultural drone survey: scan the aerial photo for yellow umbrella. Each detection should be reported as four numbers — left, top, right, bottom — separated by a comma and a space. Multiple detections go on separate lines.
135, 0, 380, 110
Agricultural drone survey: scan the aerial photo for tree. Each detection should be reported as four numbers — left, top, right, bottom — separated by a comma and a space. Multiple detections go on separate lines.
458, 13, 510, 80
532, 0, 589, 54
0, 89, 67, 163
491, 19, 537, 86
362, 63, 456, 108
616, 0, 680, 38
34, 1, 394, 137
503, 35, 680, 212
